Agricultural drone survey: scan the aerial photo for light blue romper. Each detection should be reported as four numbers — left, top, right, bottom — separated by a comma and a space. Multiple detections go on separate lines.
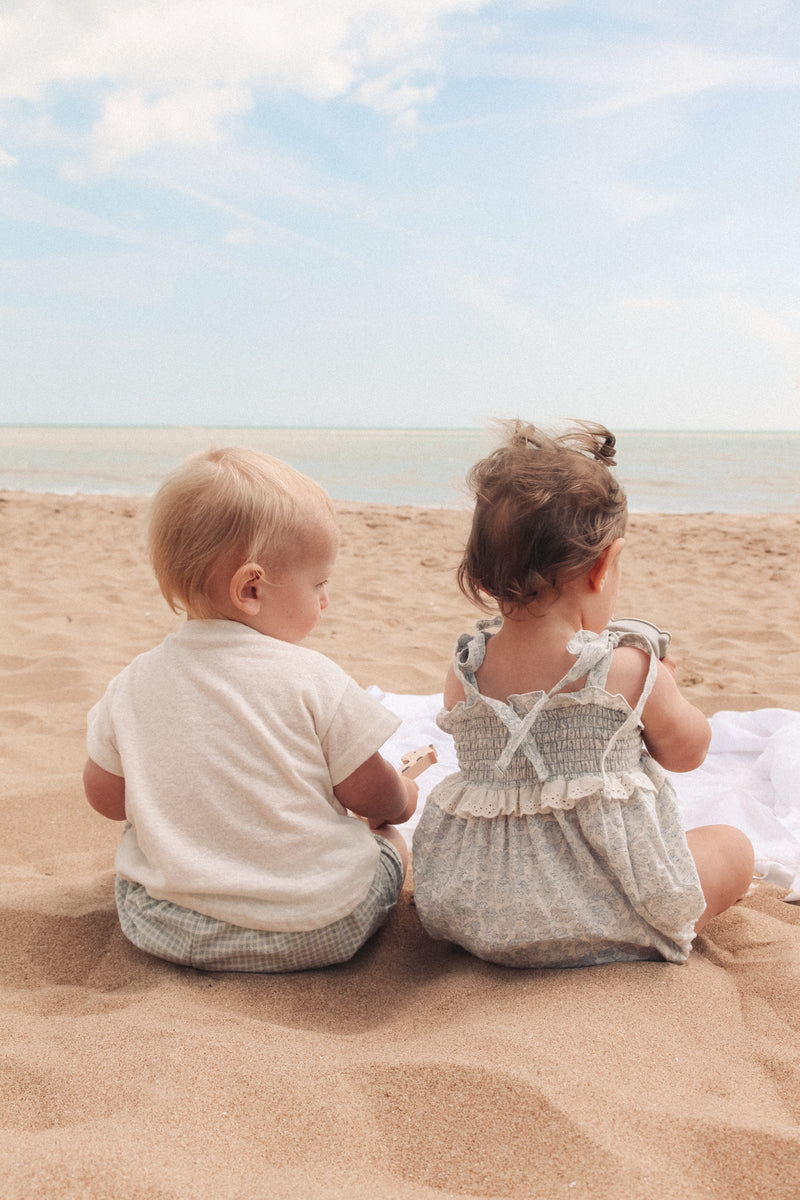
412, 621, 705, 968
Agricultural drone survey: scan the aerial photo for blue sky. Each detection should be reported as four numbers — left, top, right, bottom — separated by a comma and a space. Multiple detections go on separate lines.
1, 0, 799, 429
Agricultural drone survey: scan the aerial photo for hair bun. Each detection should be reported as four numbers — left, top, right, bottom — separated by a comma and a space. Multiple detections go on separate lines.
500, 419, 618, 467
597, 431, 617, 464
555, 421, 618, 467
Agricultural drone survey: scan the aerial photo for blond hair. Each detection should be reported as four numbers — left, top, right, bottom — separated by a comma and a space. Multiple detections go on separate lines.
148, 447, 335, 616
458, 420, 627, 612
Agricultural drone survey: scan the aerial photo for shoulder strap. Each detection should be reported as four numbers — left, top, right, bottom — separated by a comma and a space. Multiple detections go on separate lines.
451, 618, 498, 694
598, 633, 659, 779
587, 628, 658, 691
606, 630, 661, 716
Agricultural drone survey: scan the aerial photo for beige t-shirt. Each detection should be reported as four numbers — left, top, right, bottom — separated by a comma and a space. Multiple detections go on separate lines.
87, 620, 400, 931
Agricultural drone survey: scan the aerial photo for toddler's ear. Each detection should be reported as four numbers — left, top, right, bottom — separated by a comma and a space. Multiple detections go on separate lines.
588, 537, 625, 592
230, 562, 264, 615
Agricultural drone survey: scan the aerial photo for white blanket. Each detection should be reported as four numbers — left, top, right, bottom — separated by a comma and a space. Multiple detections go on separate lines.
369, 689, 800, 902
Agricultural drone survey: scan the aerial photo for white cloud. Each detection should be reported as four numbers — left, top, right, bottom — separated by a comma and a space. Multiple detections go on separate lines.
355, 67, 440, 117
86, 86, 253, 172
596, 0, 795, 45
0, 147, 17, 167
504, 38, 800, 117
0, 0, 487, 172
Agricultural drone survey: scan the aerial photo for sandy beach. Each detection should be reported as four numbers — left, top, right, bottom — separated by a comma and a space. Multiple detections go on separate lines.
3, 491, 800, 1199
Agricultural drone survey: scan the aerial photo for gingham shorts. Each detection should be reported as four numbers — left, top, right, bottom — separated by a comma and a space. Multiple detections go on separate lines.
114, 835, 404, 973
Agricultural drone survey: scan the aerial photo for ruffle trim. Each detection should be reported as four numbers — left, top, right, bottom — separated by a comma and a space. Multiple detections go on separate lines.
429, 768, 660, 818
440, 683, 636, 731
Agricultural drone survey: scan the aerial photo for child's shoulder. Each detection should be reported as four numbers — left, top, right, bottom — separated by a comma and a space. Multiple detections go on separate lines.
230, 625, 366, 700
604, 642, 654, 708
121, 621, 351, 688
172, 619, 340, 665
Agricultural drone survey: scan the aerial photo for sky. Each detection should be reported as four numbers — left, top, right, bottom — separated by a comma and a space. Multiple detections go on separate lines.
1, 1, 799, 430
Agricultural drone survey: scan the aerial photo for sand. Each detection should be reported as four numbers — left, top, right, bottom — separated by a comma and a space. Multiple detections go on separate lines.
2, 491, 800, 1199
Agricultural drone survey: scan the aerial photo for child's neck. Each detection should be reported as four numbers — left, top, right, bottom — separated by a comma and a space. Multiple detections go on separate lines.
478, 597, 596, 700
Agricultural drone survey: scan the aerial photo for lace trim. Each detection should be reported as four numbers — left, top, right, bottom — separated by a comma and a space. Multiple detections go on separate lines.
429, 767, 661, 819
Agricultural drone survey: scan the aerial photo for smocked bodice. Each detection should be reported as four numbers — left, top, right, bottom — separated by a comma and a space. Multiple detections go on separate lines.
430, 618, 664, 818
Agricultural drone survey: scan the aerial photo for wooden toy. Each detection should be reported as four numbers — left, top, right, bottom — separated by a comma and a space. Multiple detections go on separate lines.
399, 744, 438, 779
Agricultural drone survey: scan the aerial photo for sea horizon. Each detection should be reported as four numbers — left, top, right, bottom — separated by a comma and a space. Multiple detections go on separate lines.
1, 425, 799, 513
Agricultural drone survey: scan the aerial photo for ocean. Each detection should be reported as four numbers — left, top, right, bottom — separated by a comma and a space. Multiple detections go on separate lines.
1, 426, 799, 513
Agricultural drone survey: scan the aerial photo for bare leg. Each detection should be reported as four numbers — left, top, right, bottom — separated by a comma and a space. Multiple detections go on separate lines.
372, 822, 409, 878
686, 824, 755, 932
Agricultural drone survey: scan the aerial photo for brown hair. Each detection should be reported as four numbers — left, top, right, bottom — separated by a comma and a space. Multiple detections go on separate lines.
148, 446, 335, 616
457, 420, 627, 613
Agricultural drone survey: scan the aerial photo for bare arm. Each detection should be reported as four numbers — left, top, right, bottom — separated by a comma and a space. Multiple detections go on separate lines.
607, 649, 710, 773
83, 758, 127, 821
334, 752, 418, 829
443, 663, 465, 710
640, 656, 711, 772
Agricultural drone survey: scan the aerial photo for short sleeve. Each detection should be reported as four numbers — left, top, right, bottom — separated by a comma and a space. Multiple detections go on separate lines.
86, 687, 124, 776
321, 677, 401, 786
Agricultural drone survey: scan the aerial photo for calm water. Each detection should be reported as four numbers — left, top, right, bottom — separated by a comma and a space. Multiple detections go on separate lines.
1, 426, 799, 512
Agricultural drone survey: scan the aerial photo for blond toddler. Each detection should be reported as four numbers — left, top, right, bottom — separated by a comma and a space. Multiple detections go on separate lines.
84, 448, 417, 971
